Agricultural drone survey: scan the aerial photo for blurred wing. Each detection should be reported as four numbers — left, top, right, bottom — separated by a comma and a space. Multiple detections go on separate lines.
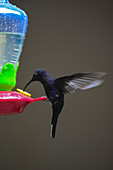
55, 72, 106, 94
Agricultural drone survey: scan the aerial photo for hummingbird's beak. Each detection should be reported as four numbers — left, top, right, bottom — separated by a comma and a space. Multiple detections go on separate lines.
23, 79, 33, 91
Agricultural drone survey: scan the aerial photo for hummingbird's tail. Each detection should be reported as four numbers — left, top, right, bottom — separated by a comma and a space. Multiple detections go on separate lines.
51, 100, 64, 138
50, 115, 58, 138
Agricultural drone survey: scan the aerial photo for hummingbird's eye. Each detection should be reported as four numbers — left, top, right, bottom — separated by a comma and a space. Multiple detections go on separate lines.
34, 72, 38, 76
32, 73, 38, 81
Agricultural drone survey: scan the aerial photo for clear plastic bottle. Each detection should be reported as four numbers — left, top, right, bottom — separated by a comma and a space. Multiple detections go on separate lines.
0, 0, 28, 70
0, 0, 28, 90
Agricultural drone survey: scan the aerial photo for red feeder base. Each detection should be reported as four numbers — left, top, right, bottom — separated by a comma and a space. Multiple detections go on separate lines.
0, 91, 47, 115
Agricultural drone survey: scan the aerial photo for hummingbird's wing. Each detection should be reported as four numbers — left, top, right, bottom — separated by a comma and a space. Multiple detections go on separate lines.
51, 99, 64, 138
54, 72, 106, 94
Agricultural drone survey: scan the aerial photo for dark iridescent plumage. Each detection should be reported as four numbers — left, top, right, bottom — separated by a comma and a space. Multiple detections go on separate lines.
24, 69, 106, 138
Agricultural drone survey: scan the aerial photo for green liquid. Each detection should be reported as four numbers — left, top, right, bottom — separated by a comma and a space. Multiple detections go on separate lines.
0, 62, 19, 91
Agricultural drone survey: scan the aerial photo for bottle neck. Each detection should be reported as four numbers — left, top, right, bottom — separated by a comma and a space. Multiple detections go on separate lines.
0, 0, 9, 3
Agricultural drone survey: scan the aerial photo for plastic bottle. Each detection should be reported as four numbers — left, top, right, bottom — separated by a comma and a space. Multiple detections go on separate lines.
0, 0, 28, 90
0, 0, 28, 69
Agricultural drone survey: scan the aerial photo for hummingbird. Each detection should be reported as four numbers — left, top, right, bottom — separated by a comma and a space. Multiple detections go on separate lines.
23, 69, 106, 138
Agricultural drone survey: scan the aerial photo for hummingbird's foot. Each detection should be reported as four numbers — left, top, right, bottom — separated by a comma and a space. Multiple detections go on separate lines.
46, 98, 50, 102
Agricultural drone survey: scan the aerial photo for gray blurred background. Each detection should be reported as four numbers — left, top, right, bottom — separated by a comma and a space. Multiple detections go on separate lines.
0, 0, 113, 169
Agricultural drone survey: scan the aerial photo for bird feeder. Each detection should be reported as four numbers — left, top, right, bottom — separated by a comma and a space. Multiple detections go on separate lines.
0, 0, 47, 115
